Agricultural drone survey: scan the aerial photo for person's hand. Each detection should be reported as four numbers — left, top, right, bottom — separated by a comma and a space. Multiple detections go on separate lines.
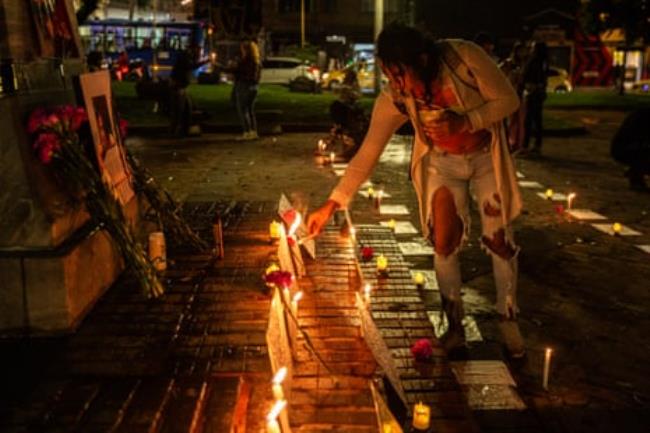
307, 199, 340, 236
422, 110, 469, 141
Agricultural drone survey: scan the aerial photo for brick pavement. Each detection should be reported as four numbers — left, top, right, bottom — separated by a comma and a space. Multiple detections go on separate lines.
0, 201, 276, 433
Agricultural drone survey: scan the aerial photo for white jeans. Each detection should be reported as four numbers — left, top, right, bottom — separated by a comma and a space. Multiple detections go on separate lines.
422, 147, 519, 316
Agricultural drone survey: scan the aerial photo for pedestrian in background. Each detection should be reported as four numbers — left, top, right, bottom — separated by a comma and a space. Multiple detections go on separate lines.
521, 41, 549, 155
308, 23, 525, 359
230, 40, 262, 140
500, 42, 529, 153
170, 50, 195, 137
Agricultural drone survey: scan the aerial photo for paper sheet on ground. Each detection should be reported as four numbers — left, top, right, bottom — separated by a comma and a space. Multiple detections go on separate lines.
358, 190, 392, 199
536, 192, 568, 201
518, 180, 543, 189
409, 269, 439, 290
398, 241, 434, 256
379, 204, 410, 215
566, 209, 607, 220
380, 220, 418, 234
636, 245, 650, 254
591, 223, 642, 236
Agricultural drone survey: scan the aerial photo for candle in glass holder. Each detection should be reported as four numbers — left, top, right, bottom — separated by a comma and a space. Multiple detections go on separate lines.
269, 220, 282, 241
376, 254, 388, 273
367, 186, 375, 199
612, 222, 622, 235
545, 188, 554, 200
271, 367, 287, 400
363, 283, 372, 304
317, 139, 326, 153
414, 272, 425, 289
412, 402, 431, 430
329, 151, 336, 164
387, 219, 396, 232
148, 232, 167, 271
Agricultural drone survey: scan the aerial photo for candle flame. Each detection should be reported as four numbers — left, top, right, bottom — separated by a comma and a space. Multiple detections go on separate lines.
288, 213, 302, 237
267, 399, 286, 421
272, 366, 287, 385
292, 291, 303, 303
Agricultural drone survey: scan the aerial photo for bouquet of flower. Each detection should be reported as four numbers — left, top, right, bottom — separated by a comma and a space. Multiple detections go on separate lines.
28, 106, 164, 298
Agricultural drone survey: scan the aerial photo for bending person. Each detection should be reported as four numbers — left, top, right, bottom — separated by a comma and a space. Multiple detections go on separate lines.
307, 23, 525, 358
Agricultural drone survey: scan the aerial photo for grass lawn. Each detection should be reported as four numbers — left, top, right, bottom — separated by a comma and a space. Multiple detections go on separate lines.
112, 82, 375, 126
546, 89, 650, 110
114, 82, 638, 130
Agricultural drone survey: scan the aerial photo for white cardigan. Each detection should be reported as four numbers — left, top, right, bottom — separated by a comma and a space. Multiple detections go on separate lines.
329, 39, 523, 238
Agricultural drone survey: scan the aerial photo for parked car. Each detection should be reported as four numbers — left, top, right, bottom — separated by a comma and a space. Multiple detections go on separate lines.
321, 68, 348, 89
260, 57, 320, 84
547, 66, 573, 93
630, 79, 650, 93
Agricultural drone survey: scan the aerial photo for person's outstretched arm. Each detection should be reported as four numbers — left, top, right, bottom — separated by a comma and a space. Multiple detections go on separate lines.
455, 41, 520, 130
308, 91, 408, 235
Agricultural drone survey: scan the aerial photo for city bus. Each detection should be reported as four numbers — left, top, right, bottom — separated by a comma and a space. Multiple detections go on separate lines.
78, 18, 208, 76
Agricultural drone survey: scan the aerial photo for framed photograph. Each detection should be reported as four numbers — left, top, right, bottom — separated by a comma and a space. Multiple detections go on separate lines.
79, 70, 134, 205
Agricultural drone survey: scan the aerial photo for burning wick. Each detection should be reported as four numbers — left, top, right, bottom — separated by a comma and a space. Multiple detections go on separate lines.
542, 347, 553, 390
271, 367, 287, 400
566, 192, 576, 210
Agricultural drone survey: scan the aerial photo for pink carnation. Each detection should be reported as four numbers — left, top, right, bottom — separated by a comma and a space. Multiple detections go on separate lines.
27, 108, 48, 134
34, 133, 61, 164
264, 270, 293, 289
410, 338, 433, 362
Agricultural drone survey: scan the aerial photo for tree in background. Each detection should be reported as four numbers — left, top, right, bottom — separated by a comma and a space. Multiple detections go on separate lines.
579, 0, 650, 93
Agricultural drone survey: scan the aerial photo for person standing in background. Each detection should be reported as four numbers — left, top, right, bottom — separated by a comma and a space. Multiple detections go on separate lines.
521, 42, 549, 155
500, 42, 529, 153
230, 40, 262, 140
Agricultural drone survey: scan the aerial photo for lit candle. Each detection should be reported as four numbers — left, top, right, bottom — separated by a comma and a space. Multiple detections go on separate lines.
363, 283, 372, 304
387, 219, 396, 232
329, 151, 336, 164
612, 222, 622, 235
148, 232, 167, 271
367, 186, 375, 199
376, 254, 388, 273
374, 188, 384, 209
291, 291, 303, 313
412, 401, 431, 430
269, 220, 282, 240
542, 347, 553, 390
266, 400, 286, 433
271, 367, 287, 400
545, 189, 554, 200
317, 139, 326, 152
566, 192, 576, 210
414, 272, 425, 289
288, 213, 302, 238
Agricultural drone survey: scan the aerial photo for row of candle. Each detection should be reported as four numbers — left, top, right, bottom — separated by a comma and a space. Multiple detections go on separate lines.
543, 191, 625, 234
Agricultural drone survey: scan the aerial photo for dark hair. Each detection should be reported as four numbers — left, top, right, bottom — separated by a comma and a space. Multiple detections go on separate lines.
473, 32, 494, 47
376, 22, 441, 104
